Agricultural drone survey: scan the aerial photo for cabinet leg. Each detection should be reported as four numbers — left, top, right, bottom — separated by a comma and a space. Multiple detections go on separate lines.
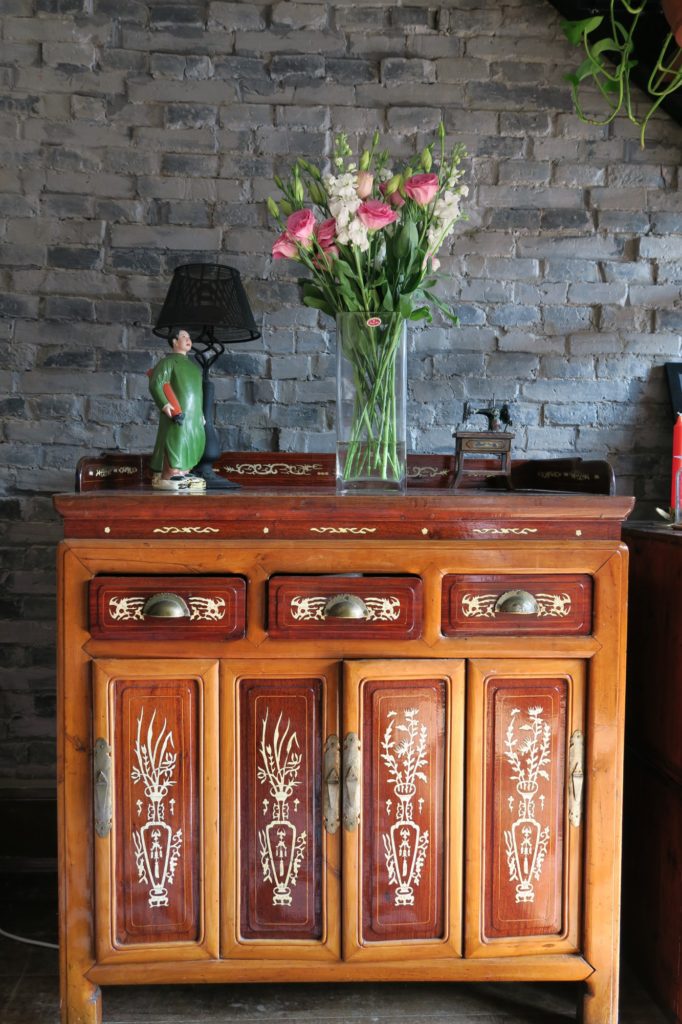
580, 969, 619, 1024
61, 977, 102, 1024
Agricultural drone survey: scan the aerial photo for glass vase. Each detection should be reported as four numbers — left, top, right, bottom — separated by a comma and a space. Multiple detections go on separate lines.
335, 312, 407, 495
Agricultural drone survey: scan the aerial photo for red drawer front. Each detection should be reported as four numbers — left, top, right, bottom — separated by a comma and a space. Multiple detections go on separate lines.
441, 574, 592, 636
89, 576, 246, 641
267, 575, 423, 640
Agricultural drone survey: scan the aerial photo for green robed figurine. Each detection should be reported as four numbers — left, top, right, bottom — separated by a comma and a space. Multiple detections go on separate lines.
148, 330, 207, 490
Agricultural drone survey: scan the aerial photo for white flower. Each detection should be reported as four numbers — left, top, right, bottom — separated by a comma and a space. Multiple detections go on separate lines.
325, 171, 360, 204
329, 196, 360, 229
339, 216, 370, 252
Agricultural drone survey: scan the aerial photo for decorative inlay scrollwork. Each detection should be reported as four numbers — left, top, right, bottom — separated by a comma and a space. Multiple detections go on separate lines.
461, 592, 572, 618
131, 710, 183, 909
109, 595, 226, 622
257, 710, 306, 906
472, 527, 538, 536
290, 595, 401, 622
92, 465, 139, 478
407, 465, 449, 479
230, 462, 326, 477
503, 705, 551, 904
309, 526, 377, 535
152, 526, 220, 534
381, 707, 430, 907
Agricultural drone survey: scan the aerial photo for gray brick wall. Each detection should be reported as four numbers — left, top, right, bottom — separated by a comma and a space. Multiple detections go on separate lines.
1, 0, 681, 786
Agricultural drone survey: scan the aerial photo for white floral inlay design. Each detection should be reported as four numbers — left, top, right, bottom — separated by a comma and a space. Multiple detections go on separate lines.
381, 707, 430, 907
503, 705, 551, 904
131, 710, 183, 909
257, 710, 307, 907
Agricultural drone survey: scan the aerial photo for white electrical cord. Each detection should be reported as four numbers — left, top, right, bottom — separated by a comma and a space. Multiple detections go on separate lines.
0, 926, 59, 949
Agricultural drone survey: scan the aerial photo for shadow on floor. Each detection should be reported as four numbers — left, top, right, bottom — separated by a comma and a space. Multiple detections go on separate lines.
0, 873, 668, 1024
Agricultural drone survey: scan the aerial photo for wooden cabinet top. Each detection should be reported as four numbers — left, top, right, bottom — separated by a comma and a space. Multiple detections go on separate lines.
54, 487, 634, 542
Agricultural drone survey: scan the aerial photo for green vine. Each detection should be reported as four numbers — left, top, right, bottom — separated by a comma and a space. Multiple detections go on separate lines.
562, 0, 682, 147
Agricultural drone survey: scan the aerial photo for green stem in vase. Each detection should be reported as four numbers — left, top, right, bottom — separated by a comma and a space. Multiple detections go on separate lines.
339, 313, 405, 486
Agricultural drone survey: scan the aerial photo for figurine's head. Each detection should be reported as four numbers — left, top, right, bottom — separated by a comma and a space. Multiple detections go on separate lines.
171, 330, 192, 354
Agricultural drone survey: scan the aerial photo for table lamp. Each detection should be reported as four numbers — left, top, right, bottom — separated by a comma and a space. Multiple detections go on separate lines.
153, 263, 261, 489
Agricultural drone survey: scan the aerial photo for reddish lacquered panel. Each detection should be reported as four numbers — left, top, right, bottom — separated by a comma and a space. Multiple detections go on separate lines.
89, 575, 246, 641
238, 677, 323, 940
361, 677, 446, 942
114, 678, 200, 946
267, 575, 423, 640
442, 574, 592, 636
484, 677, 568, 940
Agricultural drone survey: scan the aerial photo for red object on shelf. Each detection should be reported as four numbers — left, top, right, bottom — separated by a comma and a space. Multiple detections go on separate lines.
672, 413, 682, 510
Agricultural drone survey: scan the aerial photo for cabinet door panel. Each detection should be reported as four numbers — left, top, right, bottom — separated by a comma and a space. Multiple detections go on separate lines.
343, 659, 464, 961
93, 659, 219, 963
222, 660, 340, 960
466, 659, 585, 958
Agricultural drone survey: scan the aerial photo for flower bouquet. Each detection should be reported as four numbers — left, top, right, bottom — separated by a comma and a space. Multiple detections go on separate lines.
268, 125, 468, 492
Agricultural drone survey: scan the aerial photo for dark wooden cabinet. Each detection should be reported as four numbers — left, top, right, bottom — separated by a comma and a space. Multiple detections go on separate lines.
55, 477, 632, 1024
622, 524, 682, 1024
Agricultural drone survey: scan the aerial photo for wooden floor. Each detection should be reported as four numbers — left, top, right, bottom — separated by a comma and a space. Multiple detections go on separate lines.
0, 874, 667, 1024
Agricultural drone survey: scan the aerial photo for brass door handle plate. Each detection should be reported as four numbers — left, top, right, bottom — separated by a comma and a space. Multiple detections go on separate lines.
323, 734, 340, 834
568, 729, 584, 827
342, 732, 361, 831
94, 738, 113, 838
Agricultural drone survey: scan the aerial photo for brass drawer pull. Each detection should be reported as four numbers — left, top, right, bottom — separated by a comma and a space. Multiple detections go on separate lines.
323, 594, 368, 620
142, 593, 191, 618
494, 589, 539, 615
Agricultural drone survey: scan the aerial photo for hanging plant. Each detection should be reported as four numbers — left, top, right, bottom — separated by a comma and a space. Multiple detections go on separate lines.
561, 0, 682, 146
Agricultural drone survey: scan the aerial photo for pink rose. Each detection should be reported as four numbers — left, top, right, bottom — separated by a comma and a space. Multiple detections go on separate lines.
315, 217, 337, 251
285, 208, 316, 244
272, 232, 298, 260
379, 182, 405, 208
403, 173, 439, 206
357, 199, 399, 230
356, 170, 374, 199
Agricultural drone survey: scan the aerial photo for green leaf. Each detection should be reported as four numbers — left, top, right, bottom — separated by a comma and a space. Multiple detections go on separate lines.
561, 15, 603, 46
574, 56, 602, 82
398, 294, 414, 318
409, 306, 432, 322
591, 37, 622, 58
335, 259, 356, 282
395, 221, 418, 259
424, 290, 459, 325
302, 295, 334, 315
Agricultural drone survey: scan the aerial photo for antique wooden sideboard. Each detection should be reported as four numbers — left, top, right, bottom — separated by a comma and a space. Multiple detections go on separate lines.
54, 455, 633, 1024
621, 524, 682, 1024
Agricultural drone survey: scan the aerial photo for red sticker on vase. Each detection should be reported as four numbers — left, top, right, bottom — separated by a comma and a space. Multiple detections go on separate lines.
366, 316, 382, 327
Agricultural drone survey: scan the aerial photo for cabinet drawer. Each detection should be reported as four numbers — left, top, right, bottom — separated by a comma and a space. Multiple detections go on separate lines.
441, 574, 592, 636
267, 575, 423, 640
89, 575, 246, 641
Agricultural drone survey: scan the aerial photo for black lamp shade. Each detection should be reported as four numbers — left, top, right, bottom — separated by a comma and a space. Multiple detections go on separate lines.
153, 263, 260, 346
